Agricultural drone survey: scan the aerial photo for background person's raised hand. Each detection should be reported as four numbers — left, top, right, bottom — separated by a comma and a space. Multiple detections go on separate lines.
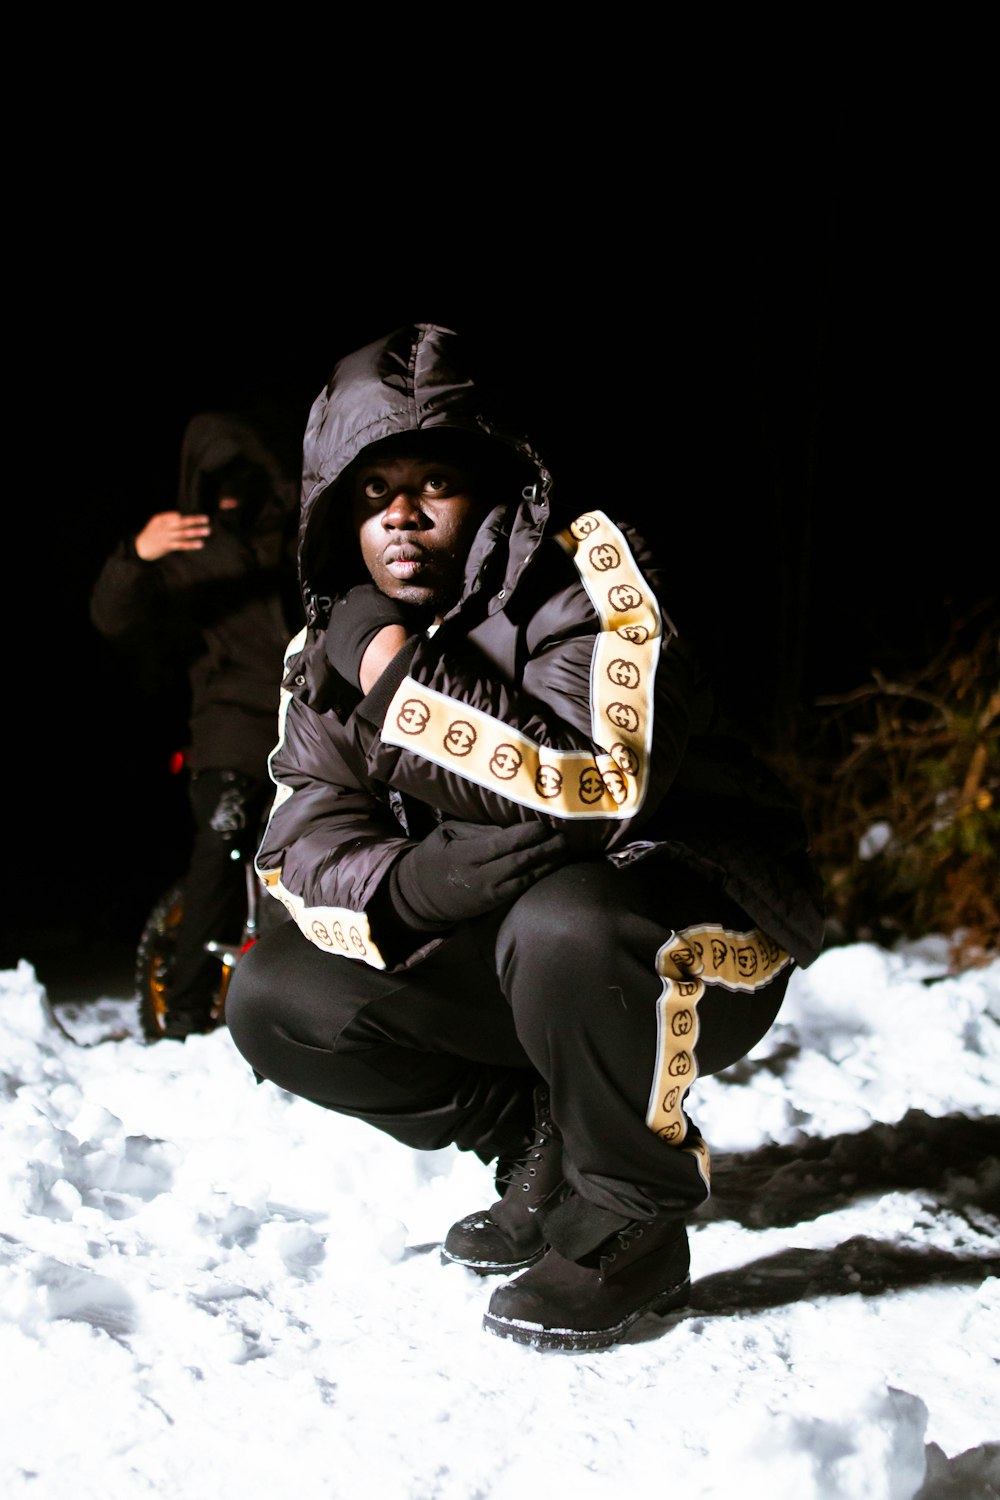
134, 511, 212, 561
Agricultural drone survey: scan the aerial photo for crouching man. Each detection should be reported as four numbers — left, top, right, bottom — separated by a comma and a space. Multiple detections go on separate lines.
225, 322, 825, 1351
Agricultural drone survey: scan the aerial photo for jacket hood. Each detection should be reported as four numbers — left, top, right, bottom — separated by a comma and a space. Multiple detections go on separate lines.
177, 411, 299, 529
297, 324, 551, 622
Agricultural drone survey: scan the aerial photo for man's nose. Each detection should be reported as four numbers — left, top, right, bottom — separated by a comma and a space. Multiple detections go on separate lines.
383, 490, 423, 527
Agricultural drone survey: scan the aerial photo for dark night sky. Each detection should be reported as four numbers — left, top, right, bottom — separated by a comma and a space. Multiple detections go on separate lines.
8, 90, 991, 970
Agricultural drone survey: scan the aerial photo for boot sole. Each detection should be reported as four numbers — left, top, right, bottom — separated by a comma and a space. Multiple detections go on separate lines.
482, 1276, 691, 1351
441, 1245, 548, 1275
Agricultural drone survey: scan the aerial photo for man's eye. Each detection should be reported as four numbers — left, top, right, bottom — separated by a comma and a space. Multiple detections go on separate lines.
425, 464, 474, 497
362, 477, 389, 501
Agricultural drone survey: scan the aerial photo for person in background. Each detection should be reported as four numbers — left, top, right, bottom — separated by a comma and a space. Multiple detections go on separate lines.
224, 324, 826, 1350
90, 411, 301, 1039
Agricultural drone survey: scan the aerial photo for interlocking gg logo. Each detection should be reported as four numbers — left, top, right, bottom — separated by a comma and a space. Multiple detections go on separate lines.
536, 765, 563, 798
490, 744, 523, 779
444, 720, 476, 757
590, 541, 621, 572
579, 765, 606, 804
397, 698, 430, 734
570, 514, 601, 538
608, 657, 641, 689
601, 767, 628, 804
607, 702, 640, 733
608, 583, 642, 613
610, 743, 640, 775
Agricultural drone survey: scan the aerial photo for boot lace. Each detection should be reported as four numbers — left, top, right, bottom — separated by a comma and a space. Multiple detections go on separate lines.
496, 1093, 563, 1213
598, 1223, 645, 1271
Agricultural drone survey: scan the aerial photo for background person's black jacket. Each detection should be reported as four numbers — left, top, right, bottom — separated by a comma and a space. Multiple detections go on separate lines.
90, 411, 301, 779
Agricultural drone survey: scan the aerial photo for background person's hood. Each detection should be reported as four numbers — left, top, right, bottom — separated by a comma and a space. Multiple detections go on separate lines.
176, 411, 299, 528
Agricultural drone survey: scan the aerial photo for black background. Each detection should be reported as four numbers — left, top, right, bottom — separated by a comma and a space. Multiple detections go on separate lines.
6, 81, 992, 978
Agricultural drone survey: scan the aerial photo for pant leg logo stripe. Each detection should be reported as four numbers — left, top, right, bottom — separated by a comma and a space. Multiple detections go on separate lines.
645, 925, 792, 1184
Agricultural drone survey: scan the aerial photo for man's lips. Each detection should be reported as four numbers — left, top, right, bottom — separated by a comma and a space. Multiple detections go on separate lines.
383, 548, 429, 580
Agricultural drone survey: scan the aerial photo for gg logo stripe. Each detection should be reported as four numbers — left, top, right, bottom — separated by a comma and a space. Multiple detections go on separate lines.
644, 924, 792, 1185
381, 511, 662, 818
257, 868, 388, 970
381, 682, 638, 817
555, 510, 661, 810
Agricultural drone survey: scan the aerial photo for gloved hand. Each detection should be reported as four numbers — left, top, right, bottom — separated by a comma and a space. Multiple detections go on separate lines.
390, 820, 571, 930
324, 584, 434, 689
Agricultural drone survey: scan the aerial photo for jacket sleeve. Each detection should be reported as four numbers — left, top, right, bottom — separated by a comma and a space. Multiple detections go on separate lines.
89, 540, 167, 641
254, 638, 422, 971
363, 510, 700, 852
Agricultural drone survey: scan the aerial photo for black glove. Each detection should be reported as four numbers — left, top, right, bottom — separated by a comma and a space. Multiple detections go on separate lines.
324, 584, 433, 689
390, 821, 570, 930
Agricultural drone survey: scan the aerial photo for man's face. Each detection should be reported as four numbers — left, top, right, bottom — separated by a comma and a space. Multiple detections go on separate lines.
352, 454, 488, 619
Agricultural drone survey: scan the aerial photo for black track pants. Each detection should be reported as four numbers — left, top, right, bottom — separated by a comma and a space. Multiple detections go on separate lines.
226, 857, 792, 1220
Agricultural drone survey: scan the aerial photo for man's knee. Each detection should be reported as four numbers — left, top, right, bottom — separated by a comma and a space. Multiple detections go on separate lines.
226, 922, 413, 1085
496, 861, 632, 991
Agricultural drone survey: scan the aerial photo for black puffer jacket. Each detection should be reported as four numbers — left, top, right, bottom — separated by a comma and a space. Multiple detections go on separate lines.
258, 324, 825, 971
90, 412, 301, 779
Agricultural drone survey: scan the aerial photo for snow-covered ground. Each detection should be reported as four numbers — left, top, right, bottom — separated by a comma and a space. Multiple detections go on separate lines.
1, 940, 998, 1500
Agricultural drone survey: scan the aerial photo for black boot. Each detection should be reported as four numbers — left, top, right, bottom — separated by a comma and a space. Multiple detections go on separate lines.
442, 1086, 565, 1274
482, 1210, 691, 1351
